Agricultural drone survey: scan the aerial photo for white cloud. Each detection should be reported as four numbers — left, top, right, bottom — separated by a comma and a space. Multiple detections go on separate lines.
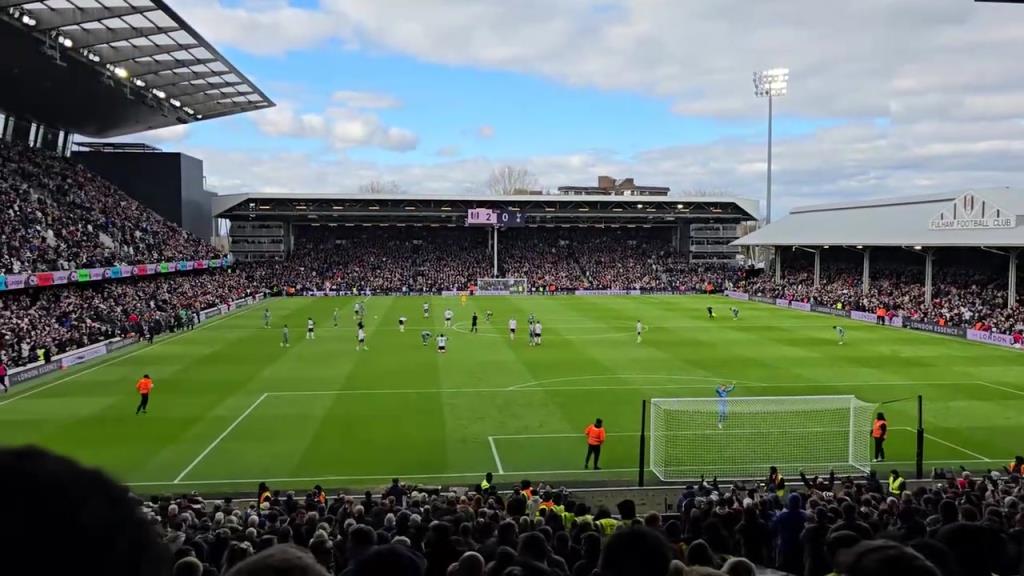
249, 102, 418, 152
331, 90, 402, 109
477, 125, 496, 139
172, 0, 346, 55
175, 1, 1024, 217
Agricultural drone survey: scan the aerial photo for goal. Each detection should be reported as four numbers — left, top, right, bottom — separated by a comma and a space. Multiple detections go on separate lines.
476, 278, 528, 294
649, 395, 875, 480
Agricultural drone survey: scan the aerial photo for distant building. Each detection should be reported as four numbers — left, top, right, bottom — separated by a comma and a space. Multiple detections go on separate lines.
557, 176, 670, 197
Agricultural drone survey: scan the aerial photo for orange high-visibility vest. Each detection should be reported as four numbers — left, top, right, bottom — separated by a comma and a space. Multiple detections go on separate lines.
872, 419, 887, 439
585, 424, 606, 446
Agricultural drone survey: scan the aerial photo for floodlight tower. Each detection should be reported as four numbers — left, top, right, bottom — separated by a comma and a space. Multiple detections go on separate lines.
753, 68, 789, 224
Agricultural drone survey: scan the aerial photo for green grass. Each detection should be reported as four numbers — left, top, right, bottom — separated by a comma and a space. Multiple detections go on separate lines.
1, 295, 1022, 494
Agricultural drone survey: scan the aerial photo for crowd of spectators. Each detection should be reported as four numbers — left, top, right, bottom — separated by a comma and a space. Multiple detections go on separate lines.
0, 267, 271, 368
0, 142, 220, 275
6, 445, 1024, 576
266, 227, 492, 294
740, 262, 1024, 335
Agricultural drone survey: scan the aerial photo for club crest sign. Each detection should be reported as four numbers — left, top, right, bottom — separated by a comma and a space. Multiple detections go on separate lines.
929, 192, 1015, 230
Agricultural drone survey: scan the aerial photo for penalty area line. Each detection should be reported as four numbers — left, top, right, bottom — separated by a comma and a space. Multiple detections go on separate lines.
487, 436, 505, 474
174, 393, 269, 483
976, 380, 1024, 397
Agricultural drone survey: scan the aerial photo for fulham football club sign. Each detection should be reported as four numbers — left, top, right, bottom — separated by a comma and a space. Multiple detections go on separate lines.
929, 192, 1016, 230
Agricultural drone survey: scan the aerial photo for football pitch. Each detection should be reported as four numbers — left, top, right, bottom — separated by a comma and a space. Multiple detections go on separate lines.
1, 295, 1021, 493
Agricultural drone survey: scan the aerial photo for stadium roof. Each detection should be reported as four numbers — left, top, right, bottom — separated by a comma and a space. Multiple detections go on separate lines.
734, 188, 1024, 248
1, 0, 273, 137
213, 193, 760, 227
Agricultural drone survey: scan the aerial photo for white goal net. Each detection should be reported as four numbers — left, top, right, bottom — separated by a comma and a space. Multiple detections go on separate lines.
476, 278, 528, 294
649, 395, 875, 480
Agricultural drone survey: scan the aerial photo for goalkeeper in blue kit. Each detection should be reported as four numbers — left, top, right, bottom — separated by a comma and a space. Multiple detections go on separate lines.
716, 382, 736, 429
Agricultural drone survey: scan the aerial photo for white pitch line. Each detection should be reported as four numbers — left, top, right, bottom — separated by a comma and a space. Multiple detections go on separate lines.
976, 380, 1024, 397
125, 458, 1020, 487
923, 432, 989, 461
487, 436, 505, 474
262, 379, 974, 396
0, 306, 258, 408
174, 393, 268, 483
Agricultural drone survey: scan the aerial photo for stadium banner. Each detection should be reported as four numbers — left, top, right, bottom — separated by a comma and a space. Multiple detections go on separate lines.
76, 269, 90, 282
574, 290, 641, 296
59, 342, 109, 369
750, 295, 776, 304
724, 291, 749, 300
89, 268, 105, 281
905, 320, 966, 338
52, 271, 71, 285
106, 336, 140, 353
210, 259, 223, 268
159, 263, 170, 273
4, 274, 26, 290
0, 275, 5, 291
195, 260, 207, 269
109, 267, 122, 279
966, 329, 1016, 347
134, 264, 153, 276
774, 298, 790, 307
811, 304, 849, 317
790, 301, 812, 312
849, 310, 880, 324
8, 360, 61, 387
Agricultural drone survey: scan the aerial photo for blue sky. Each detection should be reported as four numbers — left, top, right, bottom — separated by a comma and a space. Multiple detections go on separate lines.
139, 1, 1024, 218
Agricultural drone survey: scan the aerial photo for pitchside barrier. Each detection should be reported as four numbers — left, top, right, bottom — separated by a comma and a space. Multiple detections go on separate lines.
724, 291, 1020, 351
5, 293, 265, 391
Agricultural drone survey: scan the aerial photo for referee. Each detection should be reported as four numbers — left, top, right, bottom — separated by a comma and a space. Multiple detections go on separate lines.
584, 418, 606, 470
135, 374, 153, 415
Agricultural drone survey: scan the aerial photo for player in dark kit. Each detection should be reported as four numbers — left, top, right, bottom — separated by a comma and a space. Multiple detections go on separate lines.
707, 306, 716, 319
471, 312, 479, 333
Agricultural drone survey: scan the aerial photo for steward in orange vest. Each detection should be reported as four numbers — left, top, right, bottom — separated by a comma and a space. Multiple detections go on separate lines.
872, 412, 887, 462
584, 418, 606, 470
135, 374, 153, 415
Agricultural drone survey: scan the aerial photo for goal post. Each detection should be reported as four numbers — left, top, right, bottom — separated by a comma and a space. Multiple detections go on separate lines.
649, 395, 876, 481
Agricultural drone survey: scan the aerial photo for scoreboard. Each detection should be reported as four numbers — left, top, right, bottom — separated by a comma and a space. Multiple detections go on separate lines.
465, 208, 526, 227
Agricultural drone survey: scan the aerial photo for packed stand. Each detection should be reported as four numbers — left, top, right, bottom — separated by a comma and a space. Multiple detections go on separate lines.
0, 267, 271, 368
741, 262, 1024, 335
501, 228, 730, 292
271, 227, 492, 294
6, 446, 1024, 576
0, 142, 220, 275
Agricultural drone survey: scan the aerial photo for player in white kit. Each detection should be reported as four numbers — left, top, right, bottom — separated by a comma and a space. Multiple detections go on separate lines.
508, 318, 517, 340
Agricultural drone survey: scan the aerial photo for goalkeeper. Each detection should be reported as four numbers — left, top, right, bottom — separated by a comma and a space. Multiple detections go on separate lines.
716, 382, 736, 429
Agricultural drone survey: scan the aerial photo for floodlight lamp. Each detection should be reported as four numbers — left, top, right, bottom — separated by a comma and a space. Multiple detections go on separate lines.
133, 78, 146, 87
113, 66, 128, 78
169, 98, 181, 108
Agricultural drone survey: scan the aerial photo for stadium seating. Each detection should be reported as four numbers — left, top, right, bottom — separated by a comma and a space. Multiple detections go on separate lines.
0, 267, 270, 367
0, 142, 220, 275
740, 264, 1024, 336
3, 445, 1021, 576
